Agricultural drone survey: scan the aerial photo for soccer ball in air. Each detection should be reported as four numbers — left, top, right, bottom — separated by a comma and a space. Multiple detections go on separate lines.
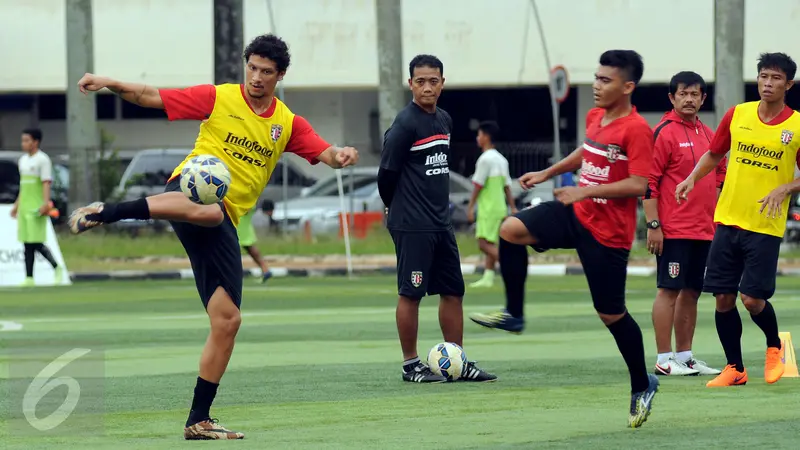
427, 342, 467, 381
179, 155, 232, 205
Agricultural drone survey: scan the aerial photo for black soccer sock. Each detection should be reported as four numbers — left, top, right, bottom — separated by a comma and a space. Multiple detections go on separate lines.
34, 244, 58, 269
750, 301, 781, 349
715, 307, 744, 371
186, 376, 219, 427
23, 244, 35, 278
499, 237, 528, 319
606, 312, 649, 393
87, 198, 151, 224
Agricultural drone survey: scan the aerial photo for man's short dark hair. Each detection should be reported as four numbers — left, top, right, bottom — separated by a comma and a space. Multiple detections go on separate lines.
669, 71, 707, 95
478, 121, 500, 142
409, 54, 443, 78
22, 128, 42, 143
243, 34, 291, 73
599, 50, 644, 84
757, 52, 797, 80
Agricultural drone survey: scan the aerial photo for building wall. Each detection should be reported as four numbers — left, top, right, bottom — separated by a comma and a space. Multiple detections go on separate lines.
2, 0, 799, 91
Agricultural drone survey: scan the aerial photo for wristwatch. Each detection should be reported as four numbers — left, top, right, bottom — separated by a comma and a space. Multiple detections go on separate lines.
646, 219, 661, 230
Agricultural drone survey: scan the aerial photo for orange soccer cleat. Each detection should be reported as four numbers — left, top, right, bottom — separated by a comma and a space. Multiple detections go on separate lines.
764, 344, 786, 384
706, 364, 748, 387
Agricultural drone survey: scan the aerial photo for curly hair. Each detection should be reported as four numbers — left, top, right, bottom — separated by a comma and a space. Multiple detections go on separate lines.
243, 34, 291, 72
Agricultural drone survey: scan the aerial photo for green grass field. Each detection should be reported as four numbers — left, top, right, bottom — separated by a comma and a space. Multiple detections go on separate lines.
2, 275, 800, 449
57, 229, 800, 273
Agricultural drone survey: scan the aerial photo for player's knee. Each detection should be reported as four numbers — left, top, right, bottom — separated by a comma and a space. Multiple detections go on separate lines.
499, 217, 531, 245
213, 311, 241, 338
714, 293, 737, 312
740, 294, 765, 314
656, 288, 679, 304
597, 311, 625, 326
189, 205, 224, 227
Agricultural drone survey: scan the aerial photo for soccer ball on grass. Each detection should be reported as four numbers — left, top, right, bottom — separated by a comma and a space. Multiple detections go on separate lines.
179, 155, 232, 205
427, 342, 467, 381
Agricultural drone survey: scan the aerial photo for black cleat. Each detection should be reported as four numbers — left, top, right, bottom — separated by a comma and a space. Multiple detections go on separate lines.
459, 361, 498, 382
403, 362, 448, 383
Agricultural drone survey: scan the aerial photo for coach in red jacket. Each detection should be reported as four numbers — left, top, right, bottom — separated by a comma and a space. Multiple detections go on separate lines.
643, 71, 727, 378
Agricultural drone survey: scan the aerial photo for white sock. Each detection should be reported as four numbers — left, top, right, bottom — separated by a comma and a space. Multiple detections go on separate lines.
484, 269, 495, 281
657, 352, 673, 365
675, 350, 693, 363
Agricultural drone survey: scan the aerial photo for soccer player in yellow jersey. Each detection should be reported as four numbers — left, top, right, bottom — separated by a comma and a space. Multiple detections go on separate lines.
68, 34, 359, 439
676, 52, 799, 388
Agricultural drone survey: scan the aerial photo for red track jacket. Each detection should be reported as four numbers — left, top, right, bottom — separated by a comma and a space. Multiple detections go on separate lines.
646, 110, 727, 241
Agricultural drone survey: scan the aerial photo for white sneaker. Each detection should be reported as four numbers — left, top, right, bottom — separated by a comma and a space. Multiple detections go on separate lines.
685, 358, 722, 376
654, 356, 699, 376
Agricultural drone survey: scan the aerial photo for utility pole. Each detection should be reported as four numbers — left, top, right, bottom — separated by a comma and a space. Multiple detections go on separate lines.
375, 0, 405, 145
214, 0, 244, 84
65, 0, 99, 209
714, 0, 745, 125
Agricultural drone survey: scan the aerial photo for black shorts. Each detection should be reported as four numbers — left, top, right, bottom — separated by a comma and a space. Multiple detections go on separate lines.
703, 224, 781, 300
515, 201, 629, 315
390, 229, 465, 299
656, 239, 711, 291
165, 178, 243, 309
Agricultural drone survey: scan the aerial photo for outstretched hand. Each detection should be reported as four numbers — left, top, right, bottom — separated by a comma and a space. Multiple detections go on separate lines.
77, 73, 111, 94
553, 186, 586, 206
519, 171, 550, 190
335, 146, 359, 168
674, 178, 695, 204
758, 185, 790, 219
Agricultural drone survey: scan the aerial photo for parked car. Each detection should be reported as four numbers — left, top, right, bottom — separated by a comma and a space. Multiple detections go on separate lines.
265, 166, 475, 234
785, 193, 800, 242
110, 148, 318, 233
0, 150, 69, 224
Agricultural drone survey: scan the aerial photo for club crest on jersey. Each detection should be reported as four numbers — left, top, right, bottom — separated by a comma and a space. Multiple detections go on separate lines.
411, 271, 423, 288
607, 144, 622, 163
781, 129, 794, 145
668, 262, 680, 279
270, 124, 283, 142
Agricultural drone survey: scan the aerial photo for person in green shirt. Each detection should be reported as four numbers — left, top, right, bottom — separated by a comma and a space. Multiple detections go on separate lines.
238, 204, 272, 283
10, 128, 62, 286
466, 121, 516, 288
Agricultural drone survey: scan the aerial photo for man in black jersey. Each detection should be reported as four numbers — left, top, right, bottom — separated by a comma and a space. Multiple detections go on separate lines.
378, 54, 497, 383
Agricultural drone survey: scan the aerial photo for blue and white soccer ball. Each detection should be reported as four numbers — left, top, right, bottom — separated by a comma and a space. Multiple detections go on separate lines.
179, 155, 232, 205
427, 342, 467, 381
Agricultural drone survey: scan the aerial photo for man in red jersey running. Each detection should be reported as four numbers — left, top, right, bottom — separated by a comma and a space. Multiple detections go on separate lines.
470, 50, 659, 429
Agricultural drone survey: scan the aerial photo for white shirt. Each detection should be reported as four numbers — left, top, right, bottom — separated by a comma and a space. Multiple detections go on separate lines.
18, 150, 53, 182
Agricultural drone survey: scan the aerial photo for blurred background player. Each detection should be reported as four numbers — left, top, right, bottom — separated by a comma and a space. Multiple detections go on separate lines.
676, 52, 800, 388
238, 205, 273, 283
10, 128, 63, 287
466, 121, 517, 288
68, 34, 359, 439
644, 71, 725, 377
471, 50, 659, 428
378, 54, 496, 383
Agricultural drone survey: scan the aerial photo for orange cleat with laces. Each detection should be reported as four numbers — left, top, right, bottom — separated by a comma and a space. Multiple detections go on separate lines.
706, 364, 748, 387
764, 344, 785, 384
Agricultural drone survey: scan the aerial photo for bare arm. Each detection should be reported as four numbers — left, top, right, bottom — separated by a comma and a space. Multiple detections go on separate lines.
314, 146, 358, 169
544, 147, 583, 179
106, 80, 164, 109
504, 186, 516, 210
42, 180, 51, 206
78, 73, 164, 109
467, 187, 480, 214
580, 175, 648, 200
643, 198, 659, 222
686, 151, 726, 184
